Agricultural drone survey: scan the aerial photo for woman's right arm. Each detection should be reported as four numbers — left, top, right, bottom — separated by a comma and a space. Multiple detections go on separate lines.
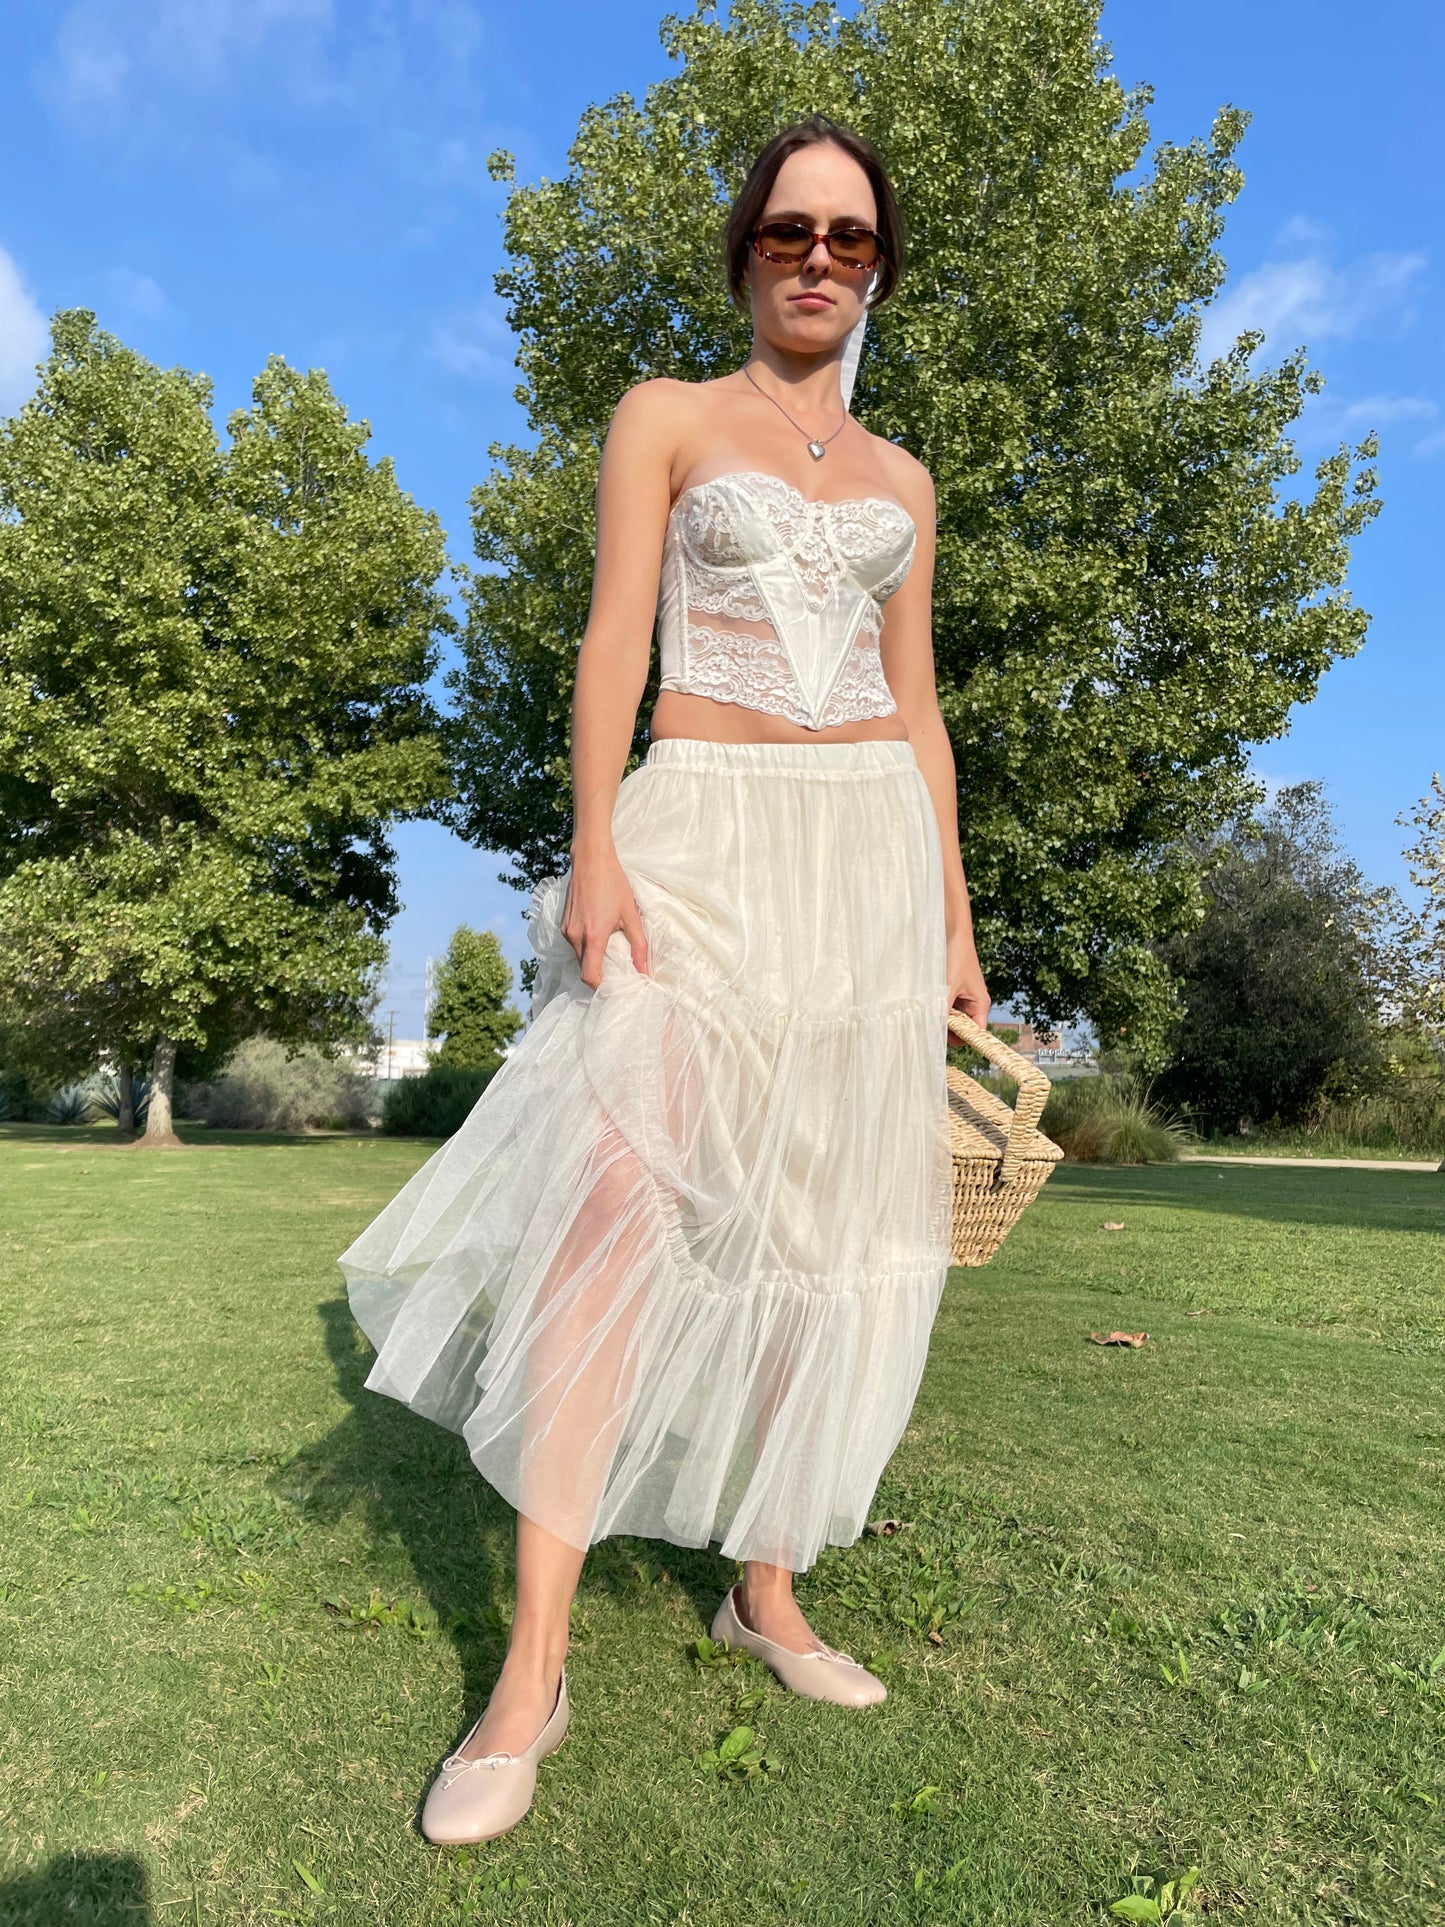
563, 380, 681, 989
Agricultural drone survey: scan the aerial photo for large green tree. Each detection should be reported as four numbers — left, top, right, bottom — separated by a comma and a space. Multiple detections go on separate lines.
426, 925, 523, 1072
0, 311, 453, 1144
446, 0, 1379, 1058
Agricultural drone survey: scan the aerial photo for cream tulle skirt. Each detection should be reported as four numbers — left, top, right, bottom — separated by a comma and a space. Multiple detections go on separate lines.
339, 736, 955, 1571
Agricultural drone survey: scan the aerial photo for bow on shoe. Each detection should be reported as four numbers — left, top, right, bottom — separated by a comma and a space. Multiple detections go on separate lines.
438, 1748, 517, 1785
801, 1643, 862, 1667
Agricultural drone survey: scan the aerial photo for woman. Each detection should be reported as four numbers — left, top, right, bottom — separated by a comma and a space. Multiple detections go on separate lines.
339, 114, 990, 1845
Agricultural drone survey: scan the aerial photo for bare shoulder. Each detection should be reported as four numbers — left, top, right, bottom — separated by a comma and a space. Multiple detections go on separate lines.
860, 429, 935, 522
607, 375, 713, 437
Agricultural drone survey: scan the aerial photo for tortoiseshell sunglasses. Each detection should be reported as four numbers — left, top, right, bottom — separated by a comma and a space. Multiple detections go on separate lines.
751, 221, 883, 271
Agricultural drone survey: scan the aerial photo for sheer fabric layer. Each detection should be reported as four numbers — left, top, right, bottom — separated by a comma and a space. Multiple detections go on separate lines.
339, 737, 954, 1571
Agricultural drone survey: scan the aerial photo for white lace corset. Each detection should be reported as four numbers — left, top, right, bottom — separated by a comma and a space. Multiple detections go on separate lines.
656, 470, 916, 732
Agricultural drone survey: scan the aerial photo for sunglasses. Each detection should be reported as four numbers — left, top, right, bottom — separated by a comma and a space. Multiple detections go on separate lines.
751, 220, 883, 272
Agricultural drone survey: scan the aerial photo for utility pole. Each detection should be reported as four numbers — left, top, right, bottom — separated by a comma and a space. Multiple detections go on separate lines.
387, 1009, 396, 1080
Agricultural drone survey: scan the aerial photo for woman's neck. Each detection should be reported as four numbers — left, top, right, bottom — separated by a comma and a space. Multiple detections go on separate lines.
744, 340, 846, 419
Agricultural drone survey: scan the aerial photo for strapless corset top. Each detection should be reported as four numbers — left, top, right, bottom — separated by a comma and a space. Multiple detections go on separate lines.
656, 470, 917, 732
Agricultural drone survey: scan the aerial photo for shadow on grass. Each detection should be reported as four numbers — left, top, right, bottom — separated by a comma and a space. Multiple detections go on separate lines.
285, 1288, 736, 1739
275, 1295, 513, 1732
1049, 1161, 1444, 1234
0, 1851, 150, 1926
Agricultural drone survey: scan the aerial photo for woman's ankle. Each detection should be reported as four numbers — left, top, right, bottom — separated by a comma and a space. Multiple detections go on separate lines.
738, 1569, 795, 1628
501, 1628, 569, 1683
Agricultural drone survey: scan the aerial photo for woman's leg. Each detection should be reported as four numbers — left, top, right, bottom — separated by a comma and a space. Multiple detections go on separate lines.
737, 1558, 830, 1654
455, 1120, 660, 1761
731, 1293, 832, 1655
455, 1512, 585, 1760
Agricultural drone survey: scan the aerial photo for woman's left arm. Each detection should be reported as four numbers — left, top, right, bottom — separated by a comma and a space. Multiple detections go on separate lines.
878, 460, 991, 1029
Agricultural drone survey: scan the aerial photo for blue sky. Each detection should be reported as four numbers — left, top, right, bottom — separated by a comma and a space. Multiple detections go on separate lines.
3, 0, 1440, 1039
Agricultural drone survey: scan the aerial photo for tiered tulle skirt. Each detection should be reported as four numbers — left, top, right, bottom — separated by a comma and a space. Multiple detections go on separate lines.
339, 736, 955, 1571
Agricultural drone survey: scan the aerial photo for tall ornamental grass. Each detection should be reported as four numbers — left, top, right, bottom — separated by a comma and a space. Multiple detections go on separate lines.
959, 1068, 1190, 1165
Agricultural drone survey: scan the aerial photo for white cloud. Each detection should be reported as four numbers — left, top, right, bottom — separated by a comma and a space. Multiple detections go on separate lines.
0, 247, 49, 413
103, 267, 174, 320
1271, 214, 1331, 252
1330, 393, 1438, 428
37, 0, 510, 230
1199, 237, 1427, 365
1276, 387, 1445, 460
50, 0, 333, 106
429, 301, 515, 383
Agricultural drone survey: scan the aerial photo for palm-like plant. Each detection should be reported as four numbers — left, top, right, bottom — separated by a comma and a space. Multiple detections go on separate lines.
47, 1083, 95, 1126
88, 1072, 152, 1130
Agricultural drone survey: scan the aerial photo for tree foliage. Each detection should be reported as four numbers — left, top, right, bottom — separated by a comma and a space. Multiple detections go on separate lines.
446, 0, 1379, 1058
1384, 774, 1445, 1042
1151, 784, 1392, 1133
0, 310, 453, 1138
426, 924, 523, 1072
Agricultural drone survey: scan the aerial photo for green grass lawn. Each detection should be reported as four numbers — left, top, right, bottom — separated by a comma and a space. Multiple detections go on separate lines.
1, 1126, 1442, 1926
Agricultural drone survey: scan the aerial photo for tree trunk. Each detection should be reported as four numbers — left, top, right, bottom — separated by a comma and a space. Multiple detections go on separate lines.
116, 1063, 136, 1136
134, 1036, 184, 1149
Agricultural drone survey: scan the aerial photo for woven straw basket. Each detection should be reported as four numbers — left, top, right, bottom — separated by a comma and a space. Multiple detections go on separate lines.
945, 1012, 1064, 1266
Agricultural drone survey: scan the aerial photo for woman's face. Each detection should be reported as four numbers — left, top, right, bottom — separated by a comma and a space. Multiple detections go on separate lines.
746, 140, 879, 357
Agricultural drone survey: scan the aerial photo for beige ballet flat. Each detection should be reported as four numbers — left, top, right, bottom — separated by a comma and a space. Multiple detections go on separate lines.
711, 1587, 886, 1707
420, 1671, 569, 1846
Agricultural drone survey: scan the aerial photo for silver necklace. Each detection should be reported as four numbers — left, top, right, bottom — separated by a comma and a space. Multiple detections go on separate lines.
742, 362, 848, 461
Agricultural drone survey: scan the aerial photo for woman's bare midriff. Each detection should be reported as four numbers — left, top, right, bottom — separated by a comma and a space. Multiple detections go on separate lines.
647, 688, 911, 746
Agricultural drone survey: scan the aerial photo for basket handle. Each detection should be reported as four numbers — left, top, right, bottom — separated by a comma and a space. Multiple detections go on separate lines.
947, 1011, 1052, 1186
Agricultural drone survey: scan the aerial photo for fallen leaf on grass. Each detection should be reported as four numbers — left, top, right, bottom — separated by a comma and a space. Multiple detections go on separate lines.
1102, 1221, 1126, 1231
1088, 1331, 1148, 1348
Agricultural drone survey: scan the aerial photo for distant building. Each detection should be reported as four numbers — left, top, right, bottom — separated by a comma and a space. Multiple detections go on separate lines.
345, 1037, 432, 1080
344, 1033, 524, 1080
1012, 1022, 1062, 1063
976, 1018, 1096, 1080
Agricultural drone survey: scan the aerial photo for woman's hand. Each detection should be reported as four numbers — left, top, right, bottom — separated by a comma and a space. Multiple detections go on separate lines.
563, 843, 651, 990
946, 926, 990, 1031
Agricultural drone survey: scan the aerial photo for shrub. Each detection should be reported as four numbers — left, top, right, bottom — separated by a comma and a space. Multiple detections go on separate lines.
1040, 1074, 1189, 1164
0, 1071, 48, 1122
382, 1065, 496, 1137
190, 1036, 376, 1133
1220, 1089, 1445, 1159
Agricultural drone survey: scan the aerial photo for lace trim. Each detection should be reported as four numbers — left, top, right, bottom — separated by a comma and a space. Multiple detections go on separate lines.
684, 569, 770, 623
674, 481, 915, 615
662, 624, 897, 731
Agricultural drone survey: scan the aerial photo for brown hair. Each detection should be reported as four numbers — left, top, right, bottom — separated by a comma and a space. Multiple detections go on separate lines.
721, 116, 905, 312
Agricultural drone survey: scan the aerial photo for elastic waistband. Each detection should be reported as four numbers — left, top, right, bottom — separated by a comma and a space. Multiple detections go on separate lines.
643, 736, 917, 775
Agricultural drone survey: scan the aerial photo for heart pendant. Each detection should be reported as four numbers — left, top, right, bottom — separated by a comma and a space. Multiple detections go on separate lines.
806, 440, 827, 460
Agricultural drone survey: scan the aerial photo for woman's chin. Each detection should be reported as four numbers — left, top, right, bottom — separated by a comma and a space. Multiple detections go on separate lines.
764, 316, 856, 356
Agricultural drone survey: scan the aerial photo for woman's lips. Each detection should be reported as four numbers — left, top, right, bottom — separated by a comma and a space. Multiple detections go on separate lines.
790, 294, 834, 311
